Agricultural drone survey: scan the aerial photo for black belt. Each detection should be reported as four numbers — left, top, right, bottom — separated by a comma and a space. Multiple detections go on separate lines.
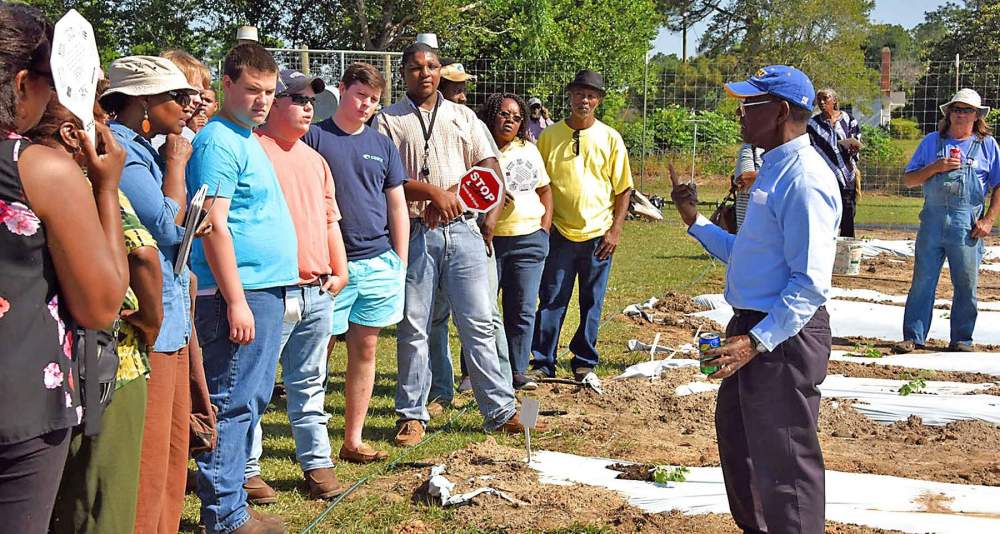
411, 212, 475, 224
732, 306, 825, 317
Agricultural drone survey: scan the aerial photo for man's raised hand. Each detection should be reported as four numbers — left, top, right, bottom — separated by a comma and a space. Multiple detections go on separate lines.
669, 162, 699, 227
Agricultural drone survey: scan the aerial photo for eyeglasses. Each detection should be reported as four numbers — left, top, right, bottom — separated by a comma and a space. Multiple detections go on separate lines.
497, 110, 523, 123
166, 90, 192, 108
950, 106, 977, 115
280, 94, 316, 107
573, 129, 580, 156
738, 99, 775, 117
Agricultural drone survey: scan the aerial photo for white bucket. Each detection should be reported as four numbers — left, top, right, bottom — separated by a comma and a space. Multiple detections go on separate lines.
833, 238, 864, 275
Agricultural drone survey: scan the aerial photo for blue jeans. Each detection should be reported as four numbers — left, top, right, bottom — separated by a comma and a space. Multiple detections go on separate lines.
903, 206, 984, 346
531, 228, 612, 376
428, 252, 511, 403
396, 219, 516, 430
245, 285, 335, 480
495, 229, 549, 376
194, 288, 284, 534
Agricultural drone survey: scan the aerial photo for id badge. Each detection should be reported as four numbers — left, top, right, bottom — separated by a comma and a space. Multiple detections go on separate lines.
284, 292, 302, 323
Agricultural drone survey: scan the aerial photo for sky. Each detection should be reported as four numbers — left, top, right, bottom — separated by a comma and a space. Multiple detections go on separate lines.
653, 0, 951, 57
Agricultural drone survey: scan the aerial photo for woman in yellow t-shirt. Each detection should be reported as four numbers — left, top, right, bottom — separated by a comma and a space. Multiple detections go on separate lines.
478, 94, 553, 390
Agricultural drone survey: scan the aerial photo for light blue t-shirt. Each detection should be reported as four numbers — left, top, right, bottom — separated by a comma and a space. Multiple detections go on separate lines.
186, 117, 298, 290
905, 132, 1000, 195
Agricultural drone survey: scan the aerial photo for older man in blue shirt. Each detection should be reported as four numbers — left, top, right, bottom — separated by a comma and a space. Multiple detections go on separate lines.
671, 66, 841, 534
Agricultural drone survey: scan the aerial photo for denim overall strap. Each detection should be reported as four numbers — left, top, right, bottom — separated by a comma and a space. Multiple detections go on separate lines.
924, 136, 983, 210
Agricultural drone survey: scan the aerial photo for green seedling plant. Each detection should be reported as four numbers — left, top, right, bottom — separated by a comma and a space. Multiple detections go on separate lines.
898, 372, 928, 396
652, 465, 689, 484
850, 342, 883, 358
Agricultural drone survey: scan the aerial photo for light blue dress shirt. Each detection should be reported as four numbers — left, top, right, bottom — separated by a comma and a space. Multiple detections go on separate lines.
689, 134, 842, 351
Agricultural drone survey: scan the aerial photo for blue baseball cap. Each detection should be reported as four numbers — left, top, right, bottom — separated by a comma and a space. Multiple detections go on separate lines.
724, 65, 815, 110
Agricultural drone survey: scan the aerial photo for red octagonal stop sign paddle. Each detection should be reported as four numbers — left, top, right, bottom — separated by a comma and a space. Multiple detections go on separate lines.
457, 166, 503, 214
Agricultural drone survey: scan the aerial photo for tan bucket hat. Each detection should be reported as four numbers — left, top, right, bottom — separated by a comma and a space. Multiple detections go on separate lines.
939, 88, 990, 116
101, 56, 200, 100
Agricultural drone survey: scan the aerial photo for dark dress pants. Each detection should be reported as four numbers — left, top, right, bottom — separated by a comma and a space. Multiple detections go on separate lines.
716, 307, 831, 534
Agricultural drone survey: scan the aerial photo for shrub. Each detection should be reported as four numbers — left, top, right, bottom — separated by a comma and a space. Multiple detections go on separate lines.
888, 118, 922, 140
859, 124, 907, 191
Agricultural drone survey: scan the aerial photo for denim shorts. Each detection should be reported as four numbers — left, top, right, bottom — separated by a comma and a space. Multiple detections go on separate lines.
331, 249, 406, 335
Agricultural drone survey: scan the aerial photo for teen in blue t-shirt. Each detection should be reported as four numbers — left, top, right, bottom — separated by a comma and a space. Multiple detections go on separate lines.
301, 62, 409, 464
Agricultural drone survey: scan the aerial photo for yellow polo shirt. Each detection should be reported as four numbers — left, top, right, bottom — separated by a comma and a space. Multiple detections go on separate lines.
537, 120, 633, 242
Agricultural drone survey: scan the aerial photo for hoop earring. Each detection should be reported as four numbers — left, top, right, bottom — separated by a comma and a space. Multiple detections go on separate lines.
141, 108, 151, 135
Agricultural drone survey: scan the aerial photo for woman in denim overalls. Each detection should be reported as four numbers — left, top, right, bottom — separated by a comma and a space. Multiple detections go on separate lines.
897, 89, 1000, 353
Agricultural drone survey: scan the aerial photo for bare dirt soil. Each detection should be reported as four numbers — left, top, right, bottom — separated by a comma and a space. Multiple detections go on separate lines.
368, 437, 904, 534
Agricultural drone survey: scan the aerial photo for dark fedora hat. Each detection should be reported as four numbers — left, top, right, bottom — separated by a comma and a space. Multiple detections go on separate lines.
565, 69, 606, 95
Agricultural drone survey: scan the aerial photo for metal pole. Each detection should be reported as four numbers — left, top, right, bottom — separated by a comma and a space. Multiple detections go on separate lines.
955, 53, 960, 92
340, 51, 346, 78
691, 122, 698, 183
640, 50, 649, 192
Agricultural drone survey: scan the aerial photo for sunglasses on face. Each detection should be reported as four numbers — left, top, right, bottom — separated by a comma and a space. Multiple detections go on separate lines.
497, 110, 523, 123
166, 90, 192, 108
280, 94, 316, 107
738, 99, 774, 117
950, 106, 977, 115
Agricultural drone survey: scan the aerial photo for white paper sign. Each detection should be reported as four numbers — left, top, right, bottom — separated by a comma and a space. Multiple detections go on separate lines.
520, 398, 540, 429
50, 10, 101, 143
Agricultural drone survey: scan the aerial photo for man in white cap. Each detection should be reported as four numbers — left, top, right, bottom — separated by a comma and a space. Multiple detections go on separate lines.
897, 88, 1000, 354
526, 97, 553, 143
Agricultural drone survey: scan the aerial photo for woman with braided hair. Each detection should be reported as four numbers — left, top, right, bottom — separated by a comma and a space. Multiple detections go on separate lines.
478, 93, 553, 390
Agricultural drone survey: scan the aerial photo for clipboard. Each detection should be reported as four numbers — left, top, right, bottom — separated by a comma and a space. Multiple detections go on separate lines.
174, 183, 219, 275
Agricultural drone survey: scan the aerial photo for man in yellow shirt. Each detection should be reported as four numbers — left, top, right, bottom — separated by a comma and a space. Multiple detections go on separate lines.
529, 70, 633, 383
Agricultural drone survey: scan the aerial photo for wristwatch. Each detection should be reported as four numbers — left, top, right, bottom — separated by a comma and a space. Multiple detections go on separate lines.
748, 332, 767, 354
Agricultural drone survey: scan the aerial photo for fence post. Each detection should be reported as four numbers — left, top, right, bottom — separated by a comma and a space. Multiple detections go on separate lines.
640, 49, 649, 192
300, 48, 310, 75
383, 54, 393, 105
340, 51, 346, 77
955, 53, 960, 92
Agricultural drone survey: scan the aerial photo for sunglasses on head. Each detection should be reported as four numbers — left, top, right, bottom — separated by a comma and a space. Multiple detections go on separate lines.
280, 94, 316, 107
497, 110, 523, 123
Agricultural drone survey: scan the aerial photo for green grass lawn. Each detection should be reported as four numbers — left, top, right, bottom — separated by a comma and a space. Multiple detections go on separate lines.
180, 216, 726, 533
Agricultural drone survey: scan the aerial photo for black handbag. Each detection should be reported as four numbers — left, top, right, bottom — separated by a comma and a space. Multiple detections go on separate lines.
73, 325, 120, 436
710, 185, 739, 234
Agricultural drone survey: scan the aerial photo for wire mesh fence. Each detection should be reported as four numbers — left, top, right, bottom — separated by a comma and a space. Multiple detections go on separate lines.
269, 48, 1000, 220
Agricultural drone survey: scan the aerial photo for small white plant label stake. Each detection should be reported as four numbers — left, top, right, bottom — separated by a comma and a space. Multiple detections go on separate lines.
520, 397, 540, 463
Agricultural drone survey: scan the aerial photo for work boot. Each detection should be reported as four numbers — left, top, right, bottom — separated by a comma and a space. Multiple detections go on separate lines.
249, 508, 285, 525
497, 411, 549, 434
947, 342, 975, 352
456, 375, 473, 394
231, 516, 287, 534
524, 368, 551, 382
304, 467, 347, 500
394, 419, 425, 447
243, 475, 278, 505
892, 340, 921, 354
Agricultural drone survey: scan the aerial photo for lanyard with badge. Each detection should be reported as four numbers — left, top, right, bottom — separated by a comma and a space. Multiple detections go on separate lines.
414, 95, 440, 178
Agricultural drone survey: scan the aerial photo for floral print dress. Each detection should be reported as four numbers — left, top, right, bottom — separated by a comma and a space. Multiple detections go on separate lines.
0, 135, 80, 444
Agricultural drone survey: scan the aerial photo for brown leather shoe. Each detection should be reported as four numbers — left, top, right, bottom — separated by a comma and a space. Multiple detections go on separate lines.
304, 467, 347, 500
498, 411, 549, 434
393, 419, 425, 447
244, 475, 278, 505
339, 443, 388, 464
249, 508, 284, 526
231, 516, 287, 534
426, 400, 447, 418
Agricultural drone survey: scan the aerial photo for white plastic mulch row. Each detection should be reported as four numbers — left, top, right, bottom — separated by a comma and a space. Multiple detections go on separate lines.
831, 350, 1000, 377
828, 287, 1000, 311
690, 294, 1000, 345
858, 239, 1000, 262
530, 450, 1000, 534
671, 374, 1000, 426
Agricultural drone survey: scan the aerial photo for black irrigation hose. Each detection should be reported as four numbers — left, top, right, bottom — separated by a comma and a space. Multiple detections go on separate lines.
299, 253, 721, 532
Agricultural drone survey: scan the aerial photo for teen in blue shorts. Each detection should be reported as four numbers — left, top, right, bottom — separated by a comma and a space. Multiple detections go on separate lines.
303, 62, 408, 463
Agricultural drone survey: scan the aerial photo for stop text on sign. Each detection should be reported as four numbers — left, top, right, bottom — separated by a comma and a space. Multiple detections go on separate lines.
458, 166, 503, 214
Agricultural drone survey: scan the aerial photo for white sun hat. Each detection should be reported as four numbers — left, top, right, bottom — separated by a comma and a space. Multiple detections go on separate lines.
939, 88, 990, 116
